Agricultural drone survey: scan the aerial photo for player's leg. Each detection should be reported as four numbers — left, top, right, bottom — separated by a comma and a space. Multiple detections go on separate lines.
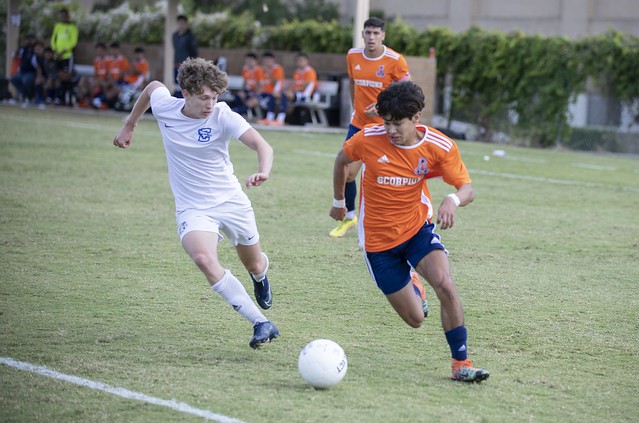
365, 249, 424, 328
414, 246, 489, 382
236, 242, 272, 310
385, 280, 425, 328
179, 212, 276, 349
414, 250, 463, 331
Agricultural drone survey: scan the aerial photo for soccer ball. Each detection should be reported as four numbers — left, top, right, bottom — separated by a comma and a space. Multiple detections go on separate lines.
298, 339, 348, 389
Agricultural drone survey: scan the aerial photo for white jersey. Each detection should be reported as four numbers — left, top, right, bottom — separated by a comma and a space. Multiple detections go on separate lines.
150, 86, 251, 213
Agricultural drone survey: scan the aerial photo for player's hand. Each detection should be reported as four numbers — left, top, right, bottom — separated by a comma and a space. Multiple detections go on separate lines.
436, 197, 457, 230
329, 206, 346, 221
113, 126, 134, 149
246, 172, 269, 188
363, 102, 377, 118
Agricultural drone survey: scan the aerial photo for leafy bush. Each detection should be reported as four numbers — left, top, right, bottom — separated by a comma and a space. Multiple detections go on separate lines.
261, 19, 350, 53
191, 10, 260, 49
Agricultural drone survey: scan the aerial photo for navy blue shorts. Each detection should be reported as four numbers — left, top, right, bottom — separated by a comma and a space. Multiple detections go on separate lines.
365, 222, 447, 295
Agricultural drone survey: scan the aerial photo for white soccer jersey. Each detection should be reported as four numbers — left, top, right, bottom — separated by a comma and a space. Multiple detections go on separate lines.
150, 86, 252, 213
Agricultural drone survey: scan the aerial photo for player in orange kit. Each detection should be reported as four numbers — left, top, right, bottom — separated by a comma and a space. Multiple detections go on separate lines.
257, 52, 287, 126
329, 16, 410, 238
329, 81, 489, 383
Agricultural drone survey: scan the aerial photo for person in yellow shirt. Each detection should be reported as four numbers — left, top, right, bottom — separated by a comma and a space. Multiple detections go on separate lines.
50, 8, 78, 105
330, 80, 489, 383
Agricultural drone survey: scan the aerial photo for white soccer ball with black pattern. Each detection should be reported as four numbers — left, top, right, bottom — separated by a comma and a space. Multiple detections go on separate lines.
298, 339, 348, 389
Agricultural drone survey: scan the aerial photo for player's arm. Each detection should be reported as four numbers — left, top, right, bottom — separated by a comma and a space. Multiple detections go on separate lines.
330, 149, 354, 221
436, 183, 474, 230
238, 127, 273, 188
113, 80, 163, 148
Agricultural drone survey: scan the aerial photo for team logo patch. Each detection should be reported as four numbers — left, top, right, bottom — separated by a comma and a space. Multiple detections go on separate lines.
376, 65, 385, 77
414, 157, 429, 175
197, 128, 212, 143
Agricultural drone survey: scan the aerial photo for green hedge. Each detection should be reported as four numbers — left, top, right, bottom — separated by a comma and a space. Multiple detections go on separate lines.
12, 1, 639, 147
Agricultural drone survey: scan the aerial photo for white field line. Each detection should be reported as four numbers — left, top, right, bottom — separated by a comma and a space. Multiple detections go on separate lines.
467, 168, 639, 193
292, 149, 639, 193
0, 357, 248, 423
571, 163, 617, 171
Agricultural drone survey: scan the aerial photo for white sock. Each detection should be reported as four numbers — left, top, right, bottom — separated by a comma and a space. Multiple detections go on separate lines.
276, 112, 286, 122
345, 210, 356, 220
212, 269, 267, 324
266, 111, 275, 121
250, 252, 269, 282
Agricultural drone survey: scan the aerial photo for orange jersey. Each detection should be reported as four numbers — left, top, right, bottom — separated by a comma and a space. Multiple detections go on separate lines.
93, 56, 110, 79
347, 46, 410, 128
261, 64, 285, 95
242, 65, 265, 91
293, 65, 317, 97
123, 58, 150, 85
108, 54, 129, 81
343, 124, 471, 252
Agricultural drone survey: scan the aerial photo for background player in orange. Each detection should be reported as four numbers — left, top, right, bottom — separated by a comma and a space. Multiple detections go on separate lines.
329, 81, 489, 383
282, 52, 317, 124
233, 52, 264, 118
329, 17, 410, 238
257, 52, 287, 126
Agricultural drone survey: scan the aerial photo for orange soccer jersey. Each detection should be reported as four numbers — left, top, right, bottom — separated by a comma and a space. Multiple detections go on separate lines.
293, 65, 317, 97
93, 56, 110, 80
262, 63, 285, 95
347, 46, 410, 129
108, 54, 129, 82
343, 124, 471, 252
242, 65, 265, 92
123, 58, 150, 85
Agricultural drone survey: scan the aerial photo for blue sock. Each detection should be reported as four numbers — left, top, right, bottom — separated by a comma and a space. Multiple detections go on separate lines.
345, 180, 357, 212
445, 325, 468, 361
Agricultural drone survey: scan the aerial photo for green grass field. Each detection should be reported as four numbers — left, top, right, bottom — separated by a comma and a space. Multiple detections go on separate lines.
1, 105, 638, 422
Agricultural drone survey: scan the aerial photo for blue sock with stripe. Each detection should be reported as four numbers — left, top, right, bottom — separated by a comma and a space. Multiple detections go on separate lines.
445, 325, 468, 361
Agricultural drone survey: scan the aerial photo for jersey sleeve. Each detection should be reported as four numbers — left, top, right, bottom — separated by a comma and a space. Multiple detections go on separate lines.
342, 130, 366, 162
149, 85, 174, 115
218, 103, 252, 140
436, 143, 472, 189
394, 55, 410, 81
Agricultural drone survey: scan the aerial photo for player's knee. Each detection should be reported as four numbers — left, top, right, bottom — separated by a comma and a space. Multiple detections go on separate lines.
407, 315, 423, 329
403, 312, 423, 328
191, 252, 217, 272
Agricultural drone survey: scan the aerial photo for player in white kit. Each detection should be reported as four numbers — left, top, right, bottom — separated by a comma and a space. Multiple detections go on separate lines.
113, 58, 279, 349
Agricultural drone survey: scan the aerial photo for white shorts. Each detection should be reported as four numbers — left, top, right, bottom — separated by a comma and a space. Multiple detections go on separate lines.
176, 191, 260, 246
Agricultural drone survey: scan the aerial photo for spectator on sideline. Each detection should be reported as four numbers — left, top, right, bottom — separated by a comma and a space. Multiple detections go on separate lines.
113, 57, 279, 349
330, 80, 489, 383
50, 7, 78, 105
10, 34, 38, 106
78, 42, 110, 108
116, 47, 151, 111
172, 15, 198, 98
257, 52, 287, 126
98, 42, 129, 109
281, 52, 317, 125
232, 52, 264, 119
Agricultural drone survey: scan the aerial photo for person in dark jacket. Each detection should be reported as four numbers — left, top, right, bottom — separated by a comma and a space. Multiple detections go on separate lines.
172, 15, 198, 98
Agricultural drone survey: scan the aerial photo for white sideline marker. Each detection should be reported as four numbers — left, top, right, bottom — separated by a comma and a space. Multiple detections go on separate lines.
0, 357, 248, 423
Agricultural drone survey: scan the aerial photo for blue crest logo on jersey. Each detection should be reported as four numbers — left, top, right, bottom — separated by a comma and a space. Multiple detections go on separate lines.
197, 128, 212, 143
376, 65, 385, 77
414, 157, 429, 175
